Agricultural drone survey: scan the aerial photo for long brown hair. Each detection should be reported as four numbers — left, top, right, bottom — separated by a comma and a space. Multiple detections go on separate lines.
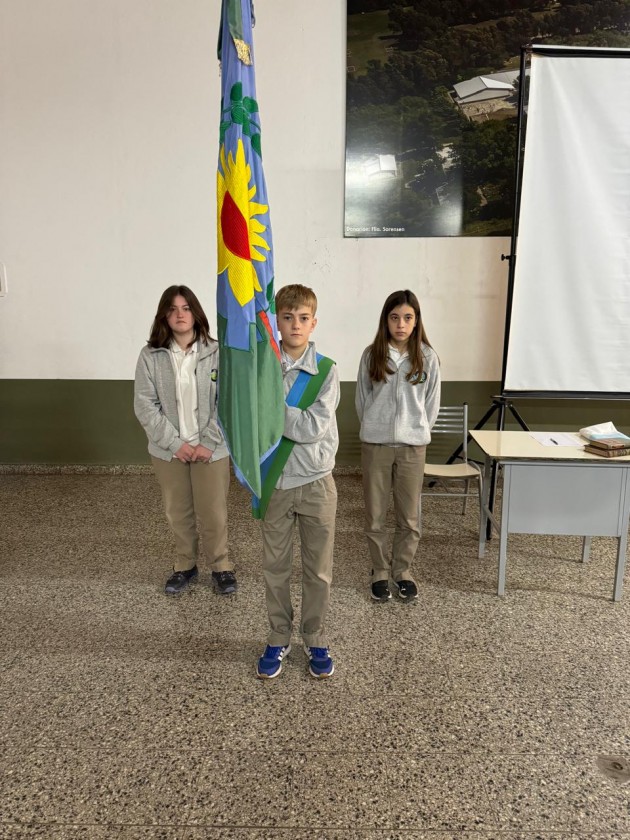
147, 285, 212, 349
367, 289, 432, 383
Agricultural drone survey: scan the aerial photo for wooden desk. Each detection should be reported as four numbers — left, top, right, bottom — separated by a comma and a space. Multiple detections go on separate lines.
471, 430, 630, 601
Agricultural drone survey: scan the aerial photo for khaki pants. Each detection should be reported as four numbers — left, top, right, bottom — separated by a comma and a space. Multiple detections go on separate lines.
260, 475, 337, 648
361, 443, 426, 584
151, 455, 230, 573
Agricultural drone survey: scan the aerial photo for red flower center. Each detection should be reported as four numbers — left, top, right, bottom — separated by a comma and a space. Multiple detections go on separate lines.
221, 191, 251, 261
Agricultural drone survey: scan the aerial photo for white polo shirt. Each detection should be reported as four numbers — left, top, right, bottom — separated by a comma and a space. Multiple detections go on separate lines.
169, 340, 200, 445
388, 345, 409, 368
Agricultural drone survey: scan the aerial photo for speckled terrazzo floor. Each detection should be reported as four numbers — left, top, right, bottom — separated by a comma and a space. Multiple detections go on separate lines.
1, 469, 629, 840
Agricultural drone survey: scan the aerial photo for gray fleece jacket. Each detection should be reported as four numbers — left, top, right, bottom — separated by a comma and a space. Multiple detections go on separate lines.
134, 341, 228, 462
277, 342, 340, 490
355, 343, 441, 446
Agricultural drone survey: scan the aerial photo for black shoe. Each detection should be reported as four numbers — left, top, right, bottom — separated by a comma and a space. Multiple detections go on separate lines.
394, 579, 418, 601
165, 565, 198, 595
212, 570, 237, 595
371, 580, 391, 602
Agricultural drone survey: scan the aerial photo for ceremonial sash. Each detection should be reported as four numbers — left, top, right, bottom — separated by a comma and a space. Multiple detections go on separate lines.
252, 353, 335, 520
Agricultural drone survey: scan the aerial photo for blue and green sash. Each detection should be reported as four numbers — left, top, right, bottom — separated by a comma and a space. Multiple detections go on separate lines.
252, 353, 334, 520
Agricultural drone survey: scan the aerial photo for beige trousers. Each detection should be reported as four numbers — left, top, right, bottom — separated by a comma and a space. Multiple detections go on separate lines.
151, 455, 230, 573
361, 443, 426, 584
260, 475, 337, 648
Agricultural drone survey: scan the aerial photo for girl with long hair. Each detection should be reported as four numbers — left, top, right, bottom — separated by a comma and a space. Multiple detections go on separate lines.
134, 285, 236, 596
355, 289, 441, 602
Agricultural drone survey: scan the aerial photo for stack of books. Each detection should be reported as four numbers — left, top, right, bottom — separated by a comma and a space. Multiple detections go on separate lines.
583, 438, 630, 458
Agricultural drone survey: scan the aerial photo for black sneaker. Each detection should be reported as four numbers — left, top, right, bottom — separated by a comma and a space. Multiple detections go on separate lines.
371, 580, 391, 602
164, 565, 198, 596
212, 570, 237, 595
394, 579, 418, 601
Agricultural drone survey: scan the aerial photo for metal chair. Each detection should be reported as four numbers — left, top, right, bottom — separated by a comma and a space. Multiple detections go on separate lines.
422, 403, 482, 517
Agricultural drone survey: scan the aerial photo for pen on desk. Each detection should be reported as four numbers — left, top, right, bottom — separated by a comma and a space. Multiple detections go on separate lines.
550, 438, 559, 445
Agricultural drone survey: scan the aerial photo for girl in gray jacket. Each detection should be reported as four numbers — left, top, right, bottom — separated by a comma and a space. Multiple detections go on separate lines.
355, 289, 441, 603
134, 286, 236, 597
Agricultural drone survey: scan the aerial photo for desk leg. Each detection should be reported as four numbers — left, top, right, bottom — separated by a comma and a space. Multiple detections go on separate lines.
497, 464, 511, 597
613, 471, 630, 602
613, 530, 627, 602
479, 455, 492, 558
581, 537, 591, 562
487, 458, 499, 540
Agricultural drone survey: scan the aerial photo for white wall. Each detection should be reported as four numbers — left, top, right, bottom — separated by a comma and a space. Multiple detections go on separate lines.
0, 0, 508, 381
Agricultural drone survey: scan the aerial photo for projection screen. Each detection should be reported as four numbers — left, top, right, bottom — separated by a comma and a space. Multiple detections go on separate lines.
503, 46, 630, 398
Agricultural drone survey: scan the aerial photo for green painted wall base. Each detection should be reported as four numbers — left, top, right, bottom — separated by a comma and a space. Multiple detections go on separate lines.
1, 379, 628, 466
1, 380, 147, 465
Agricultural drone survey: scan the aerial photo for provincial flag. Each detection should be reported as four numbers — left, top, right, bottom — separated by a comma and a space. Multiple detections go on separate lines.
216, 0, 284, 500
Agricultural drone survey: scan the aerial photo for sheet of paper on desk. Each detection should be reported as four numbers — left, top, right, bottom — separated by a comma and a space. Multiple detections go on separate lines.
529, 432, 583, 447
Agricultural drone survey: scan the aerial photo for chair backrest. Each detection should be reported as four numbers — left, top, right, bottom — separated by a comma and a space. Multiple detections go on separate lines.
430, 403, 469, 461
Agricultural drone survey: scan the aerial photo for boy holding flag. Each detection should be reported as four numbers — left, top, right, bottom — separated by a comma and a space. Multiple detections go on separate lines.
255, 284, 339, 680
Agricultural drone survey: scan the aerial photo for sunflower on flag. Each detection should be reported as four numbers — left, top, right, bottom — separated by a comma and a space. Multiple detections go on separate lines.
216, 0, 284, 503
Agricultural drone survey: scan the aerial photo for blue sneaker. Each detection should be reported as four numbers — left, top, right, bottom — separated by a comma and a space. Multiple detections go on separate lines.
303, 644, 334, 679
256, 644, 291, 679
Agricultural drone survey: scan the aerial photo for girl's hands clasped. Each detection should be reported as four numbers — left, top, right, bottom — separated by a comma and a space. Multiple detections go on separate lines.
191, 444, 214, 463
174, 443, 214, 463
174, 442, 196, 462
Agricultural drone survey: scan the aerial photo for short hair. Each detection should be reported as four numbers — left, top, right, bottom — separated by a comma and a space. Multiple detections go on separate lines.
275, 284, 318, 315
147, 285, 211, 349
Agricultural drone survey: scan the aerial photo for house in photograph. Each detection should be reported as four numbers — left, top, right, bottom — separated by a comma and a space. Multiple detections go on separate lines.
452, 70, 520, 120
363, 153, 398, 180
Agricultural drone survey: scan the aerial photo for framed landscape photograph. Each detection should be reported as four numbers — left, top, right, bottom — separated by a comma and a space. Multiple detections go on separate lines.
344, 0, 630, 237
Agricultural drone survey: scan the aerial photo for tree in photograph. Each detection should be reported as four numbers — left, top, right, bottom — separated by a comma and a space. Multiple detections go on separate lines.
456, 120, 516, 185
550, 1, 630, 38
453, 119, 516, 228
347, 60, 401, 107
346, 103, 406, 154
495, 10, 540, 53
389, 5, 445, 49
376, 187, 436, 234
